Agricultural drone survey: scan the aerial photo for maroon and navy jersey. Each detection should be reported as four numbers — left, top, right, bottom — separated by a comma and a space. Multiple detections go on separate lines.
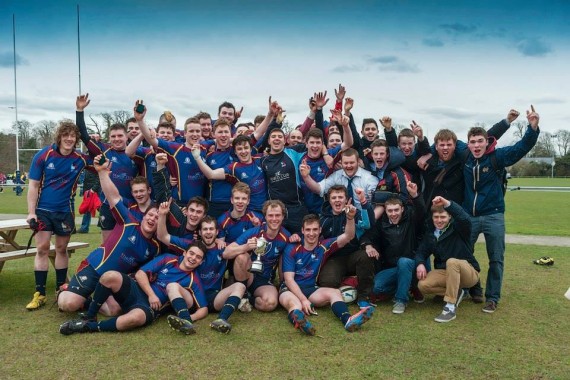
29, 144, 92, 213
300, 146, 341, 213
205, 147, 235, 203
157, 139, 206, 204
167, 235, 195, 255
235, 225, 291, 280
195, 246, 226, 292
283, 238, 339, 288
85, 140, 139, 204
217, 210, 264, 244
224, 156, 267, 212
140, 254, 207, 307
85, 201, 160, 275
132, 146, 157, 193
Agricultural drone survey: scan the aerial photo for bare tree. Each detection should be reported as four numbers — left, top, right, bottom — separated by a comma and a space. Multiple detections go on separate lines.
113, 110, 131, 124
12, 120, 34, 146
511, 120, 527, 141
34, 120, 57, 147
529, 132, 556, 157
554, 129, 570, 156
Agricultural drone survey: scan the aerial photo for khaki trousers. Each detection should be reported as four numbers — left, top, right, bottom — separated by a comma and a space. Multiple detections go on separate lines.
418, 258, 479, 304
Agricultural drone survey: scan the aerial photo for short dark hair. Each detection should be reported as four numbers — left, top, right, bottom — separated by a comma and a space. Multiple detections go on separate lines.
370, 139, 388, 149
385, 196, 403, 207
126, 117, 137, 126
232, 134, 252, 149
327, 184, 348, 198
254, 115, 265, 125
398, 128, 415, 141
341, 148, 359, 160
130, 176, 149, 188
306, 128, 324, 142
218, 101, 235, 115
109, 123, 127, 133
213, 119, 231, 133
184, 117, 201, 131
188, 241, 208, 256
195, 111, 211, 120
434, 129, 457, 144
156, 122, 175, 134
199, 215, 217, 230
187, 196, 209, 213
302, 214, 320, 228
468, 127, 488, 140
361, 118, 378, 130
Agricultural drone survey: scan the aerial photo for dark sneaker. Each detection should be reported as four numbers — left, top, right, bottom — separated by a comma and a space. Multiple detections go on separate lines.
291, 310, 316, 336
434, 307, 456, 323
482, 301, 497, 313
345, 306, 374, 332
167, 315, 195, 335
77, 311, 97, 322
210, 318, 232, 334
410, 288, 425, 303
59, 319, 90, 335
456, 289, 468, 307
392, 302, 406, 314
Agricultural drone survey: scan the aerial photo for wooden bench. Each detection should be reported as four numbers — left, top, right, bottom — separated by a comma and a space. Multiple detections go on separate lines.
0, 241, 89, 275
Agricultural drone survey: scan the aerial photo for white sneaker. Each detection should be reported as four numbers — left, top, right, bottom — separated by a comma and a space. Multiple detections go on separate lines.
238, 298, 252, 313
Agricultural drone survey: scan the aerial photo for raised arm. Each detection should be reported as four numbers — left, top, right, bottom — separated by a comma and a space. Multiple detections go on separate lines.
191, 144, 225, 180
75, 94, 92, 144
252, 96, 279, 142
299, 159, 322, 194
223, 238, 258, 260
133, 101, 159, 148
126, 132, 145, 158
336, 112, 353, 151
94, 155, 122, 208
157, 199, 173, 245
336, 201, 357, 247
380, 117, 398, 147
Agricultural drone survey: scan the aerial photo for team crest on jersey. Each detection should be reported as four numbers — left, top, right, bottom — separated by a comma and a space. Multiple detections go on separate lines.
47, 163, 55, 170
79, 275, 88, 282
483, 167, 489, 173
111, 156, 118, 162
128, 235, 136, 244
296, 259, 303, 265
241, 172, 249, 179
161, 268, 168, 274
210, 159, 217, 165
71, 164, 76, 171
281, 162, 286, 167
184, 157, 191, 164
145, 249, 150, 258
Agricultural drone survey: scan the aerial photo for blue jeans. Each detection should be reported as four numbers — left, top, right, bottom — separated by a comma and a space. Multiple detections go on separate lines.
373, 257, 415, 304
469, 213, 505, 304
79, 212, 91, 232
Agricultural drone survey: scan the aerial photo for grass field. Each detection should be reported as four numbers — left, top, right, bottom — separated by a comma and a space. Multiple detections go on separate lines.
1, 182, 569, 378
0, 230, 568, 379
508, 177, 570, 187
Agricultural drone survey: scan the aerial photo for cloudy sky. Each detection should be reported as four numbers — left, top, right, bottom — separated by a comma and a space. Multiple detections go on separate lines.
0, 0, 568, 144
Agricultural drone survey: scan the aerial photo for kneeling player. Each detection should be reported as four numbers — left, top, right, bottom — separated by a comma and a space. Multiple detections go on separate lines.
59, 242, 208, 335
279, 209, 374, 335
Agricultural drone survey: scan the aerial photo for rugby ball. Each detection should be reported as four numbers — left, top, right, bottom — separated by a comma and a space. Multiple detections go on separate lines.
339, 285, 357, 304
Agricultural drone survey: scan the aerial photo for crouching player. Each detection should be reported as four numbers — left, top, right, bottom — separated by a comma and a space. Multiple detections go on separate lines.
166, 214, 247, 334
59, 241, 208, 335
279, 206, 375, 335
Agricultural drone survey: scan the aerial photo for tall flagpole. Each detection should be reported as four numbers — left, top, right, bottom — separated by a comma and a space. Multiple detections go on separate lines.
13, 14, 20, 172
77, 4, 82, 95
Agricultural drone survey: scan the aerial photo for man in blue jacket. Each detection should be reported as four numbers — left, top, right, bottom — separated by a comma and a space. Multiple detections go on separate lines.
463, 106, 540, 313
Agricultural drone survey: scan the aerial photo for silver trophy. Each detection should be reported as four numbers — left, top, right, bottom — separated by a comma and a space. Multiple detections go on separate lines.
250, 237, 267, 273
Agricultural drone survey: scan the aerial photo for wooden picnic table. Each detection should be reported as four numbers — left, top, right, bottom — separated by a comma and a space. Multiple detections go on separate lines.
0, 218, 89, 276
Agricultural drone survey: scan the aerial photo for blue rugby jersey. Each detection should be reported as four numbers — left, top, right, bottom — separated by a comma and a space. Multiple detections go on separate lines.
217, 210, 265, 244
205, 147, 235, 204
139, 254, 207, 307
195, 246, 227, 292
300, 146, 341, 213
156, 139, 207, 204
29, 144, 92, 213
223, 156, 267, 212
234, 225, 291, 281
84, 201, 160, 275
85, 140, 139, 204
282, 238, 339, 288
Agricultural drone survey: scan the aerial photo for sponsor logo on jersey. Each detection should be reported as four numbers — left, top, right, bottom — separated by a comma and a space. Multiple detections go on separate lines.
184, 157, 191, 164
128, 235, 136, 244
47, 163, 55, 170
241, 172, 249, 179
161, 268, 168, 274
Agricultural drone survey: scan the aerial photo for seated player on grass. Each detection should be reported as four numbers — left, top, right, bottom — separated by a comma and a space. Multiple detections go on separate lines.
160, 211, 247, 334
279, 210, 375, 335
57, 155, 160, 315
59, 241, 208, 335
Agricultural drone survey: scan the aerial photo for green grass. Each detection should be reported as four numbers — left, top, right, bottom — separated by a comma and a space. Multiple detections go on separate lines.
509, 177, 570, 187
505, 191, 570, 236
0, 234, 568, 379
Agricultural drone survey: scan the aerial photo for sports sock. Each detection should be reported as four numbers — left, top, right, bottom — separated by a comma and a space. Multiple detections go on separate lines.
86, 283, 113, 319
88, 318, 118, 332
287, 309, 301, 325
171, 297, 191, 321
331, 301, 351, 325
445, 303, 456, 312
34, 270, 48, 296
55, 268, 68, 290
218, 295, 240, 321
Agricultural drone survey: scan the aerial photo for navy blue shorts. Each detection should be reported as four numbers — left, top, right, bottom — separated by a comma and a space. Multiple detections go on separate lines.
279, 283, 319, 298
248, 274, 275, 295
97, 203, 116, 231
36, 209, 75, 236
206, 289, 220, 312
114, 274, 156, 326
68, 263, 100, 298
